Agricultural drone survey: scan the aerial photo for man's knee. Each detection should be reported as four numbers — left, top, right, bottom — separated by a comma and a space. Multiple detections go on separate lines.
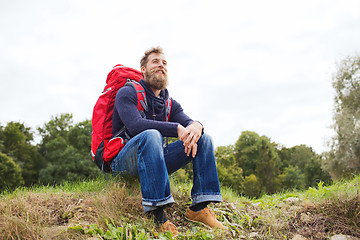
198, 133, 214, 152
199, 133, 213, 145
140, 129, 163, 145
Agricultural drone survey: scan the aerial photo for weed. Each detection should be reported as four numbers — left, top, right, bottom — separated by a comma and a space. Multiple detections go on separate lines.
68, 219, 150, 239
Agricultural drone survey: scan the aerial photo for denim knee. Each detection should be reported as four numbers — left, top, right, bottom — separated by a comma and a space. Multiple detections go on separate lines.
198, 133, 214, 149
140, 129, 163, 145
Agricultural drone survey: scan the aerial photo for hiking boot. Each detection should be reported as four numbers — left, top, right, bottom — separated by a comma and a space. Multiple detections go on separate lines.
159, 220, 178, 237
185, 207, 225, 230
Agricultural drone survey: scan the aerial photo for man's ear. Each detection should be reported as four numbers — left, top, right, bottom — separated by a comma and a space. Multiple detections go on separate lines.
141, 66, 146, 76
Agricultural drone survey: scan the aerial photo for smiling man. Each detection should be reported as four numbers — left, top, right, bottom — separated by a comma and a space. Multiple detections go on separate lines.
111, 47, 224, 236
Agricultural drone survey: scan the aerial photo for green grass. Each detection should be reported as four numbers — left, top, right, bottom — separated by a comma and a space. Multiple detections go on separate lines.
0, 175, 359, 239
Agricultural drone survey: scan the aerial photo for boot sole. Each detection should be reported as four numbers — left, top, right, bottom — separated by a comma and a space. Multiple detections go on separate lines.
185, 216, 212, 229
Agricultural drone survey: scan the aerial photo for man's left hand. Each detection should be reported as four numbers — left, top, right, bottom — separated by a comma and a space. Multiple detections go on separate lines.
178, 121, 203, 158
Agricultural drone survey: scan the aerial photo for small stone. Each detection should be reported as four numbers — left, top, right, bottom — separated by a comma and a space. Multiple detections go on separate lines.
292, 234, 307, 240
284, 197, 300, 204
249, 232, 258, 238
330, 234, 360, 240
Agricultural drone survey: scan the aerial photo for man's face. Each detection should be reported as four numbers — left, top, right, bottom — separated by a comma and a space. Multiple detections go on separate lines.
142, 53, 168, 91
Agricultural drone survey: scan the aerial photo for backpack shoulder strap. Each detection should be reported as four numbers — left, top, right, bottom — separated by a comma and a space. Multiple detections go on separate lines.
124, 80, 172, 121
165, 97, 172, 122
125, 80, 148, 113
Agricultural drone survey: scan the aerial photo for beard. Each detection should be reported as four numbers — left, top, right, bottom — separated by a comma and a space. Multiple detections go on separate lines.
144, 68, 168, 90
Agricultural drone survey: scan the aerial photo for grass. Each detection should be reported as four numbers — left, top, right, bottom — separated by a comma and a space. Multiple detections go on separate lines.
0, 175, 359, 239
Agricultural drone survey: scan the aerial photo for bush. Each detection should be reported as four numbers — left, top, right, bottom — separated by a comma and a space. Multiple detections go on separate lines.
0, 152, 24, 191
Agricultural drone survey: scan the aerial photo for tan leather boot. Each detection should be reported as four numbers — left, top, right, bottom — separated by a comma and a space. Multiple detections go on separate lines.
159, 220, 178, 237
185, 207, 225, 230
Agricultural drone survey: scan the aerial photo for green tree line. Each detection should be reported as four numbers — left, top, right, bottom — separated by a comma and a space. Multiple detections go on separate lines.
0, 114, 100, 191
0, 116, 331, 197
1, 54, 360, 196
172, 131, 332, 198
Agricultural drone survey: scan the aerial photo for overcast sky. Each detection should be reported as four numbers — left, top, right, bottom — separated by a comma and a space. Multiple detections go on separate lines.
1, 0, 360, 153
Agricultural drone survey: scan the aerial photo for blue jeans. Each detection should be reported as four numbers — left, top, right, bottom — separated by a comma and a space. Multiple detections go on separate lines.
110, 129, 222, 212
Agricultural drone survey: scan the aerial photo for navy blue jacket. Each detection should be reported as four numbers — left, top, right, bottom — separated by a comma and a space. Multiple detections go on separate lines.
112, 79, 193, 139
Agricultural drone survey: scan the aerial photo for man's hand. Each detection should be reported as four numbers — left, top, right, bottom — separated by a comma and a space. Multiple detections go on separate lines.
177, 121, 203, 158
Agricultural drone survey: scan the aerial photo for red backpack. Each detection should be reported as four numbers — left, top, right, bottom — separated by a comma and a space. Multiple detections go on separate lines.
91, 64, 172, 173
91, 64, 145, 172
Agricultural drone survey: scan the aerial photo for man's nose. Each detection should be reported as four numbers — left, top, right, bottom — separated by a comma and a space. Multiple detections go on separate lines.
157, 64, 166, 71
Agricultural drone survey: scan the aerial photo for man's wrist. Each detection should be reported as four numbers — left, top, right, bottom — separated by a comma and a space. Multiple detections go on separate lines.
194, 121, 204, 135
177, 124, 185, 138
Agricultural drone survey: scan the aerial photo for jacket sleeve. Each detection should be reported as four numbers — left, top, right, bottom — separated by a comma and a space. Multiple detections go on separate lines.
114, 86, 179, 138
168, 98, 194, 127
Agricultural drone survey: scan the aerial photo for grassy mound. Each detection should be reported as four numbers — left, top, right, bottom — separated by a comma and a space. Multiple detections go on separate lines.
0, 175, 359, 239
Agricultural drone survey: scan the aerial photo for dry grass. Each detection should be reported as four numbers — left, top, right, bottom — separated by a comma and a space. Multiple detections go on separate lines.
0, 179, 146, 239
289, 197, 360, 239
0, 192, 80, 239
0, 175, 359, 239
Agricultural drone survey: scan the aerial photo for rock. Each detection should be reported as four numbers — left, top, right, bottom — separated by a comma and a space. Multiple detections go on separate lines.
330, 234, 360, 240
292, 234, 307, 240
249, 232, 259, 238
284, 197, 300, 204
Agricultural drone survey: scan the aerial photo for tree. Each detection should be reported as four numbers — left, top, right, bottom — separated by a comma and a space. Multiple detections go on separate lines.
38, 113, 73, 155
277, 145, 331, 189
216, 145, 235, 168
256, 137, 281, 194
233, 131, 281, 194
39, 143, 98, 184
276, 145, 291, 173
38, 114, 100, 184
0, 124, 5, 152
280, 165, 305, 190
326, 55, 360, 179
234, 131, 261, 177
67, 120, 92, 153
215, 145, 244, 194
290, 145, 330, 187
287, 145, 313, 171
0, 152, 24, 191
0, 122, 44, 186
303, 153, 331, 187
243, 174, 261, 198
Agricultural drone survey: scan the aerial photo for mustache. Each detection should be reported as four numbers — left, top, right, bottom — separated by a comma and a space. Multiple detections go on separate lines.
151, 68, 166, 74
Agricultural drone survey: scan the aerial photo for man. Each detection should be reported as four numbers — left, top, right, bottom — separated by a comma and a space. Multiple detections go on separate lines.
111, 47, 224, 236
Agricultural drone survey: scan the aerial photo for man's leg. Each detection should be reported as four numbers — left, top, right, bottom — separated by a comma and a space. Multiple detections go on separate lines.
110, 130, 178, 235
165, 133, 224, 229
110, 129, 175, 212
165, 133, 222, 204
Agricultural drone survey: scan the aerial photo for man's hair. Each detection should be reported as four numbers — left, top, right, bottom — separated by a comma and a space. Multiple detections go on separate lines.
140, 46, 164, 68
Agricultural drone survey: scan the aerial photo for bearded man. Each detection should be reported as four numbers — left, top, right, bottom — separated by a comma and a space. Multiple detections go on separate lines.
111, 47, 224, 236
